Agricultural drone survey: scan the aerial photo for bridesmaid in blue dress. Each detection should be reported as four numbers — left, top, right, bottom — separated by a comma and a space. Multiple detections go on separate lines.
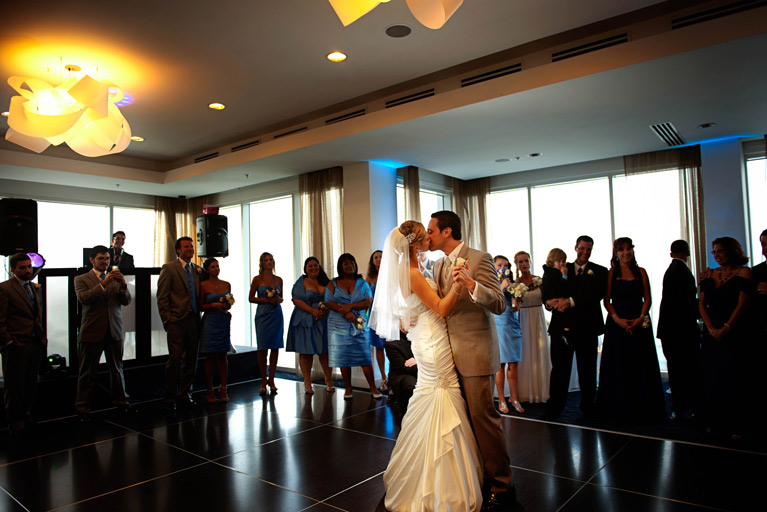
199, 258, 233, 403
325, 253, 380, 399
365, 250, 388, 393
248, 252, 284, 395
286, 257, 335, 394
493, 255, 524, 414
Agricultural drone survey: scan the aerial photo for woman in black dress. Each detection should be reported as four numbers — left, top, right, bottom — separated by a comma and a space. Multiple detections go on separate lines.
699, 237, 753, 438
597, 237, 665, 422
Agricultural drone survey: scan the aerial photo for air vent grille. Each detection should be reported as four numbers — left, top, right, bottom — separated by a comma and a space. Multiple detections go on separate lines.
671, 0, 767, 29
273, 127, 308, 139
385, 88, 435, 109
325, 109, 367, 125
552, 33, 629, 62
194, 152, 219, 163
461, 63, 522, 87
650, 122, 685, 147
231, 140, 260, 152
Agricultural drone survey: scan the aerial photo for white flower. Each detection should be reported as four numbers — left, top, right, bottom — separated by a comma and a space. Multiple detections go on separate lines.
455, 257, 466, 267
587, 269, 594, 276
642, 315, 651, 329
506, 282, 529, 299
531, 276, 543, 288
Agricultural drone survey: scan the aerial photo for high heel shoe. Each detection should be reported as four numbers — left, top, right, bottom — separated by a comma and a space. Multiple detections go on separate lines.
259, 385, 267, 395
498, 399, 509, 414
268, 381, 278, 393
219, 386, 229, 402
206, 388, 217, 404
305, 385, 315, 395
510, 398, 525, 413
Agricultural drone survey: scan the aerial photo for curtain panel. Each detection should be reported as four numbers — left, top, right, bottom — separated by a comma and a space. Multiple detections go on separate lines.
298, 166, 344, 273
398, 165, 421, 223
452, 177, 490, 252
154, 195, 208, 266
623, 145, 706, 274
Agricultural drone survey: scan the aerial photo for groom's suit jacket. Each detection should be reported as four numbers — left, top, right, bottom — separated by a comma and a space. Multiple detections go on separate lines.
157, 259, 201, 325
74, 270, 131, 343
562, 260, 607, 336
433, 244, 506, 377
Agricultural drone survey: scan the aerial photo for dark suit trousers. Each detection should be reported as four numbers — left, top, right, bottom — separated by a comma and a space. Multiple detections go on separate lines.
460, 374, 513, 493
1, 341, 43, 426
548, 332, 598, 413
75, 336, 129, 411
660, 330, 699, 415
165, 314, 200, 400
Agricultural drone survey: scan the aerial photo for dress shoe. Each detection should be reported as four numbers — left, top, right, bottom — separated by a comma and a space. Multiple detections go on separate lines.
78, 412, 92, 423
178, 396, 197, 408
482, 486, 517, 511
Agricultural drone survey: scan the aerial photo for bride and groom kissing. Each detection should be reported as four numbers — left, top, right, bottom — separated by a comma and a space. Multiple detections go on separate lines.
370, 210, 516, 511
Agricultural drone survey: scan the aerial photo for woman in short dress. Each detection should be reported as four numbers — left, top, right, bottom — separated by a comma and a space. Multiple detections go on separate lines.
325, 253, 380, 399
199, 258, 232, 403
493, 255, 524, 414
286, 257, 335, 394
365, 250, 388, 393
249, 252, 284, 395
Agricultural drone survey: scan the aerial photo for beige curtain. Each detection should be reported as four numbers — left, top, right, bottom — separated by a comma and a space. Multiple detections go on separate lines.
623, 145, 705, 273
452, 177, 490, 252
399, 166, 421, 223
299, 167, 344, 272
154, 195, 208, 266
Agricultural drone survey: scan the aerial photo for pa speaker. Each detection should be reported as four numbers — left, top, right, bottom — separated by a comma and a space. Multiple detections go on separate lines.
196, 214, 228, 258
0, 198, 38, 256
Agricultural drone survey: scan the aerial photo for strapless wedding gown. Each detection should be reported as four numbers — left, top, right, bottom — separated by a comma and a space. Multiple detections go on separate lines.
383, 278, 483, 512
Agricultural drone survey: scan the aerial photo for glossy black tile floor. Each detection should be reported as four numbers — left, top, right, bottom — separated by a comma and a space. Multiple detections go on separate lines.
1, 377, 764, 511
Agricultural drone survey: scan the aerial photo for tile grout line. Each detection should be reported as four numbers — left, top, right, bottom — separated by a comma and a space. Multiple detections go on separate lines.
0, 483, 31, 512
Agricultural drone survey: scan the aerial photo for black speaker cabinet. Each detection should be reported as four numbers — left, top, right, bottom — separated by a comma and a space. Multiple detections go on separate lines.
0, 198, 38, 256
196, 214, 228, 258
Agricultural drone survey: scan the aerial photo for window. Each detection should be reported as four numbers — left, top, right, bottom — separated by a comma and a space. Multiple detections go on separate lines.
396, 185, 447, 228
112, 207, 155, 267
746, 157, 766, 264
37, 202, 110, 268
487, 188, 531, 267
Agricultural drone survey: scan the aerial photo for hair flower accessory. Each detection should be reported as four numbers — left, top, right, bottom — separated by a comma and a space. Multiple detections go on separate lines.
405, 232, 416, 244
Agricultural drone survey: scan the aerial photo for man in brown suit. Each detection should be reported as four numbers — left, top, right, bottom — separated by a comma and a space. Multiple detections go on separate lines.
428, 211, 515, 510
157, 237, 201, 410
74, 245, 133, 421
0, 253, 47, 442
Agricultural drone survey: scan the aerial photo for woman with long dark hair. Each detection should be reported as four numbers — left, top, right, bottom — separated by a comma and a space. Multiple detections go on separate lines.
365, 250, 388, 393
199, 258, 232, 403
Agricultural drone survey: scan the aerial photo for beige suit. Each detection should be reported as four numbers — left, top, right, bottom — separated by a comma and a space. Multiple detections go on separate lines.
0, 277, 46, 427
433, 244, 513, 494
157, 259, 201, 400
74, 270, 131, 410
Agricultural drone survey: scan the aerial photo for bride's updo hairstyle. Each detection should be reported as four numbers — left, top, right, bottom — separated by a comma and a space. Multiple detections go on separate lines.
398, 220, 426, 247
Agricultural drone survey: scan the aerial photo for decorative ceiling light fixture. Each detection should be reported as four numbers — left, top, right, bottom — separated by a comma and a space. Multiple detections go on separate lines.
4, 69, 131, 157
328, 0, 462, 29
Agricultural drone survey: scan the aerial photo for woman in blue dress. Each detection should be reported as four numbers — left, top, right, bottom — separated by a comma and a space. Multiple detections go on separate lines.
493, 255, 524, 414
199, 258, 233, 403
365, 250, 388, 393
325, 253, 380, 399
248, 252, 284, 395
286, 257, 335, 394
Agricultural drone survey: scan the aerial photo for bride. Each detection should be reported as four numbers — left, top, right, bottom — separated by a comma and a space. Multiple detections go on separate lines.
370, 221, 483, 512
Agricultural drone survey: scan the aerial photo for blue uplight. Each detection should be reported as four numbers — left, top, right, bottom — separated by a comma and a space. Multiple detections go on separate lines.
673, 134, 762, 147
369, 159, 408, 169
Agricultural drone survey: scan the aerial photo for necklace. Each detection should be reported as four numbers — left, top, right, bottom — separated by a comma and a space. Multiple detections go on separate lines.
717, 266, 738, 284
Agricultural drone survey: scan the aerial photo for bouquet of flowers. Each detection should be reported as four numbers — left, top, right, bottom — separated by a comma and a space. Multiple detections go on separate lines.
529, 276, 543, 289
354, 315, 366, 330
317, 301, 328, 312
219, 294, 235, 305
641, 315, 651, 329
266, 287, 278, 298
496, 267, 512, 283
506, 282, 529, 312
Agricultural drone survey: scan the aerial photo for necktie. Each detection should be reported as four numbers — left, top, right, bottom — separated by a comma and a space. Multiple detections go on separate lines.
23, 282, 35, 306
113, 251, 121, 266
100, 271, 107, 281
577, 267, 583, 276
186, 263, 198, 314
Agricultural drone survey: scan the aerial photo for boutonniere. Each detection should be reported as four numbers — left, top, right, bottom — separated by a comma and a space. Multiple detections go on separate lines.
455, 257, 467, 267
586, 269, 595, 276
32, 283, 41, 289
195, 266, 202, 274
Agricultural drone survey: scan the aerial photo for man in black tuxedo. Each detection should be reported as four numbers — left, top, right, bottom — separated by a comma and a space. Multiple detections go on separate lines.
657, 240, 699, 421
545, 235, 607, 418
384, 333, 418, 415
753, 229, 767, 337
109, 231, 135, 270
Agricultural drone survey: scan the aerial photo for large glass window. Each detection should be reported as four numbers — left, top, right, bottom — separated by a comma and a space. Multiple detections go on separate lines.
249, 196, 296, 348
487, 189, 531, 268
37, 202, 110, 268
746, 157, 767, 264
112, 207, 155, 267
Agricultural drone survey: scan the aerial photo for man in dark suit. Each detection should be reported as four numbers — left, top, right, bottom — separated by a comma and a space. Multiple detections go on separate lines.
109, 231, 135, 270
753, 229, 767, 337
74, 245, 133, 421
384, 334, 418, 415
657, 240, 700, 421
545, 235, 608, 418
0, 253, 47, 441
156, 236, 200, 410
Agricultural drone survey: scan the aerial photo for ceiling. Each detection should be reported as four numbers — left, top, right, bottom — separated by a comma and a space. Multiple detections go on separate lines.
1, 0, 766, 198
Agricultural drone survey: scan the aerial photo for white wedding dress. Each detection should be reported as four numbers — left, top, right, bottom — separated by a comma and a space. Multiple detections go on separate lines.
383, 278, 483, 512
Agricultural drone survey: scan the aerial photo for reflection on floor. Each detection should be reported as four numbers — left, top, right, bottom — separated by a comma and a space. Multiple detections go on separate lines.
1, 377, 764, 511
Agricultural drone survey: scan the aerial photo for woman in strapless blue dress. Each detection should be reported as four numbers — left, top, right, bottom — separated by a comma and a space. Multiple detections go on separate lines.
365, 250, 388, 393
249, 252, 284, 395
286, 257, 335, 394
199, 258, 233, 403
493, 255, 524, 414
325, 253, 380, 399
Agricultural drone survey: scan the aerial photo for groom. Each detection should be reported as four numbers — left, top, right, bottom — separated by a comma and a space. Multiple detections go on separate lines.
429, 210, 515, 509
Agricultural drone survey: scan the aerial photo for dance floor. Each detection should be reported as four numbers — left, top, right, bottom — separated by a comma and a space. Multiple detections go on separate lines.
1, 377, 764, 511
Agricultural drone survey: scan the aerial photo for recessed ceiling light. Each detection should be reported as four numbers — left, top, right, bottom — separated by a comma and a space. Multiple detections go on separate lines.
208, 102, 225, 110
386, 24, 412, 38
529, 152, 541, 157
495, 158, 510, 163
327, 51, 347, 62
698, 122, 716, 128
1, 111, 8, 117
130, 136, 144, 142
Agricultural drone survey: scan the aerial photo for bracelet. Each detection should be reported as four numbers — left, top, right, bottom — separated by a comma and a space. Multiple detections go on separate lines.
723, 322, 731, 331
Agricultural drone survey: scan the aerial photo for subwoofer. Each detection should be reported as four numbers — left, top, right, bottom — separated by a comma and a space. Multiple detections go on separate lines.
0, 198, 38, 256
196, 214, 228, 257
